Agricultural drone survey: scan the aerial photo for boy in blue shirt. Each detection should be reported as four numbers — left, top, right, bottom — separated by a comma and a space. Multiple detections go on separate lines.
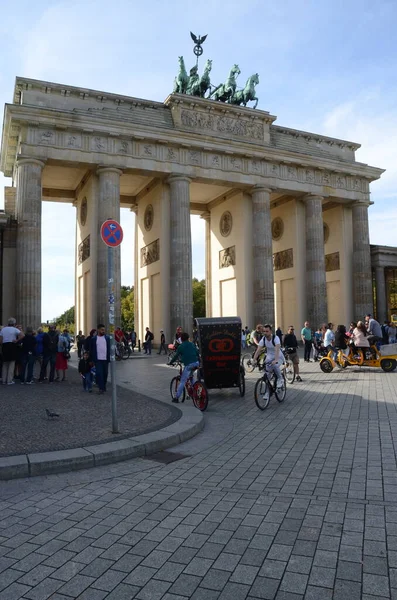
169, 332, 200, 403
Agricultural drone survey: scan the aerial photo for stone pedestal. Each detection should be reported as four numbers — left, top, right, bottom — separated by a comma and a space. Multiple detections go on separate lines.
15, 158, 45, 327
375, 266, 386, 323
252, 186, 274, 326
168, 175, 193, 335
352, 201, 373, 321
305, 194, 328, 327
96, 167, 122, 329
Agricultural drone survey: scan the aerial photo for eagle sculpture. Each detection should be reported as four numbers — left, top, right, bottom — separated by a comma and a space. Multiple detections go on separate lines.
190, 32, 208, 46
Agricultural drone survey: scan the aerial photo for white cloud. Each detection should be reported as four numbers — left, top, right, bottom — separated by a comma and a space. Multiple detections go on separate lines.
321, 92, 397, 246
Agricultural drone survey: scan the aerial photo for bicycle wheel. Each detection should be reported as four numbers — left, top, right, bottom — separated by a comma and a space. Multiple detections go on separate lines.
170, 376, 185, 402
284, 358, 295, 384
275, 373, 287, 403
193, 381, 209, 411
254, 377, 270, 410
242, 353, 255, 373
122, 346, 130, 360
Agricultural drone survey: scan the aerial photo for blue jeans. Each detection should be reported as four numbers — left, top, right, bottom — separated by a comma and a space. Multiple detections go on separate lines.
40, 353, 56, 382
21, 353, 35, 383
82, 371, 93, 391
95, 360, 109, 391
177, 361, 199, 399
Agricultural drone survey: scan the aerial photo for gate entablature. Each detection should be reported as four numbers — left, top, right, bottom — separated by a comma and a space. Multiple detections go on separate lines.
1, 77, 383, 203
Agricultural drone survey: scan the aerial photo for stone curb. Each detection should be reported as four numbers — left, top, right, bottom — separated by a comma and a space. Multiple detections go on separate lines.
0, 405, 203, 480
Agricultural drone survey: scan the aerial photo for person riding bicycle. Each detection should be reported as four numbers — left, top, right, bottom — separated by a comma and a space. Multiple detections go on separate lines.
114, 327, 125, 344
253, 324, 284, 395
169, 332, 200, 403
251, 324, 264, 347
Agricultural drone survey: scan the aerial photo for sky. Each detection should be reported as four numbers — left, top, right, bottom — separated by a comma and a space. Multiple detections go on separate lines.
0, 0, 396, 320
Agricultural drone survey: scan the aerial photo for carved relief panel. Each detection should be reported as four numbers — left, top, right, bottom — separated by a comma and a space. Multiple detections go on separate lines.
325, 252, 340, 272
141, 239, 160, 267
78, 235, 90, 265
219, 246, 236, 269
273, 248, 293, 271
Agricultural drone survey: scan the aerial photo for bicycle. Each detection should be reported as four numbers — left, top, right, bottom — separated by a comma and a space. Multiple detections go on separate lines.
242, 348, 266, 373
169, 361, 209, 411
282, 347, 296, 384
254, 361, 287, 410
115, 341, 130, 361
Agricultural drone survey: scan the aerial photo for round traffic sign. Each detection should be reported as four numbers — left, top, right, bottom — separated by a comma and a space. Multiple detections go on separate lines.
101, 219, 123, 247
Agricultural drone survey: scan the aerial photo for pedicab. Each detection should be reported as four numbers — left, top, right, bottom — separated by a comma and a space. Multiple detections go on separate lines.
320, 341, 397, 373
195, 317, 246, 397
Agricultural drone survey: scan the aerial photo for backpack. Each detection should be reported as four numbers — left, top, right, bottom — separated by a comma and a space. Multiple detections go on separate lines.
47, 332, 58, 352
149, 332, 154, 341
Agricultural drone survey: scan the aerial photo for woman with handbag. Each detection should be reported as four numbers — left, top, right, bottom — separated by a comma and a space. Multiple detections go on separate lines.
55, 329, 69, 381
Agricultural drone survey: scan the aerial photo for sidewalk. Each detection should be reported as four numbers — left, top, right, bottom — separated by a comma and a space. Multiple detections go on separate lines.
0, 357, 396, 599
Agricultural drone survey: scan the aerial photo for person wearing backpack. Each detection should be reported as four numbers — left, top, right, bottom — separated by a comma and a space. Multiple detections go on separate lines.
253, 324, 285, 395
39, 324, 59, 383
144, 327, 154, 355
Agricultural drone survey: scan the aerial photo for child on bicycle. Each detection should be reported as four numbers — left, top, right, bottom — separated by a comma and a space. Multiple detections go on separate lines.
169, 332, 200, 403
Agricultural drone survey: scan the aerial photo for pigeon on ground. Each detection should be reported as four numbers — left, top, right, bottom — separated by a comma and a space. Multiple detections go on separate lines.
45, 408, 60, 419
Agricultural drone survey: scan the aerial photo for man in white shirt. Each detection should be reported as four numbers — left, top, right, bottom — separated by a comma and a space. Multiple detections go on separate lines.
253, 324, 284, 390
89, 324, 110, 394
0, 317, 24, 384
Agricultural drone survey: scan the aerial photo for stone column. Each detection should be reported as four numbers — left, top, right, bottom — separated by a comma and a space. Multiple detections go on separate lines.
375, 266, 387, 323
96, 167, 122, 329
168, 175, 193, 335
131, 204, 139, 341
304, 194, 328, 327
201, 211, 212, 317
252, 186, 274, 326
352, 200, 373, 320
15, 158, 45, 327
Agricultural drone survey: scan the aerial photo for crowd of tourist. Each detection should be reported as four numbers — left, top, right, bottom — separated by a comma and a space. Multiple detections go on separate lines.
242, 313, 396, 374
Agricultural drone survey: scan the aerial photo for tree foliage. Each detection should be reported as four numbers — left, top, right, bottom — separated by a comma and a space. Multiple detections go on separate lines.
50, 279, 204, 333
121, 286, 134, 330
193, 278, 206, 318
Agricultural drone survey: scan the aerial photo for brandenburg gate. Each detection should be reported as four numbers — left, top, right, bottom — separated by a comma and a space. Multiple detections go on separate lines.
0, 71, 384, 339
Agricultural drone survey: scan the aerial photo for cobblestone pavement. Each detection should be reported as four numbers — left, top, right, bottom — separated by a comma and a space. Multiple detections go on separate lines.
0, 355, 397, 599
0, 362, 179, 456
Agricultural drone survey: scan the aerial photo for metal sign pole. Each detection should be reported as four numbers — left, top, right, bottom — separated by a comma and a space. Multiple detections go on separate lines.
107, 245, 119, 434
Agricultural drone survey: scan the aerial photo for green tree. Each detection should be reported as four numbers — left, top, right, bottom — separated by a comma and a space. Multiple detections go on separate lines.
121, 286, 134, 330
54, 306, 75, 333
193, 278, 206, 318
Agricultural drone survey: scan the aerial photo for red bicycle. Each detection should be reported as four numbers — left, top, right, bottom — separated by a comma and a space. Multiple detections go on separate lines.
169, 362, 209, 411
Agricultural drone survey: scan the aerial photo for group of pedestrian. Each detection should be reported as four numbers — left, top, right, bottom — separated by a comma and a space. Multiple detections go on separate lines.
0, 319, 72, 385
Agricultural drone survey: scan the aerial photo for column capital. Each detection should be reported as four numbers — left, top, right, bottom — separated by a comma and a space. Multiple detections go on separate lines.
303, 193, 324, 203
251, 185, 272, 195
200, 211, 211, 222
16, 157, 46, 169
96, 166, 123, 176
352, 199, 371, 208
167, 174, 192, 185
130, 203, 138, 214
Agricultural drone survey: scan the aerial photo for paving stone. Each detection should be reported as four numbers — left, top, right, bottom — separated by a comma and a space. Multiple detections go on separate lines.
308, 565, 335, 588
249, 575, 280, 599
304, 585, 333, 600
123, 565, 157, 587
285, 555, 312, 575
333, 579, 362, 600
201, 568, 230, 591
279, 571, 308, 595
183, 557, 213, 577
23, 576, 64, 599
169, 573, 201, 596
0, 582, 31, 599
362, 573, 390, 597
230, 564, 259, 585
104, 583, 140, 600
16, 565, 55, 587
135, 578, 171, 599
219, 581, 250, 599
337, 559, 362, 582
